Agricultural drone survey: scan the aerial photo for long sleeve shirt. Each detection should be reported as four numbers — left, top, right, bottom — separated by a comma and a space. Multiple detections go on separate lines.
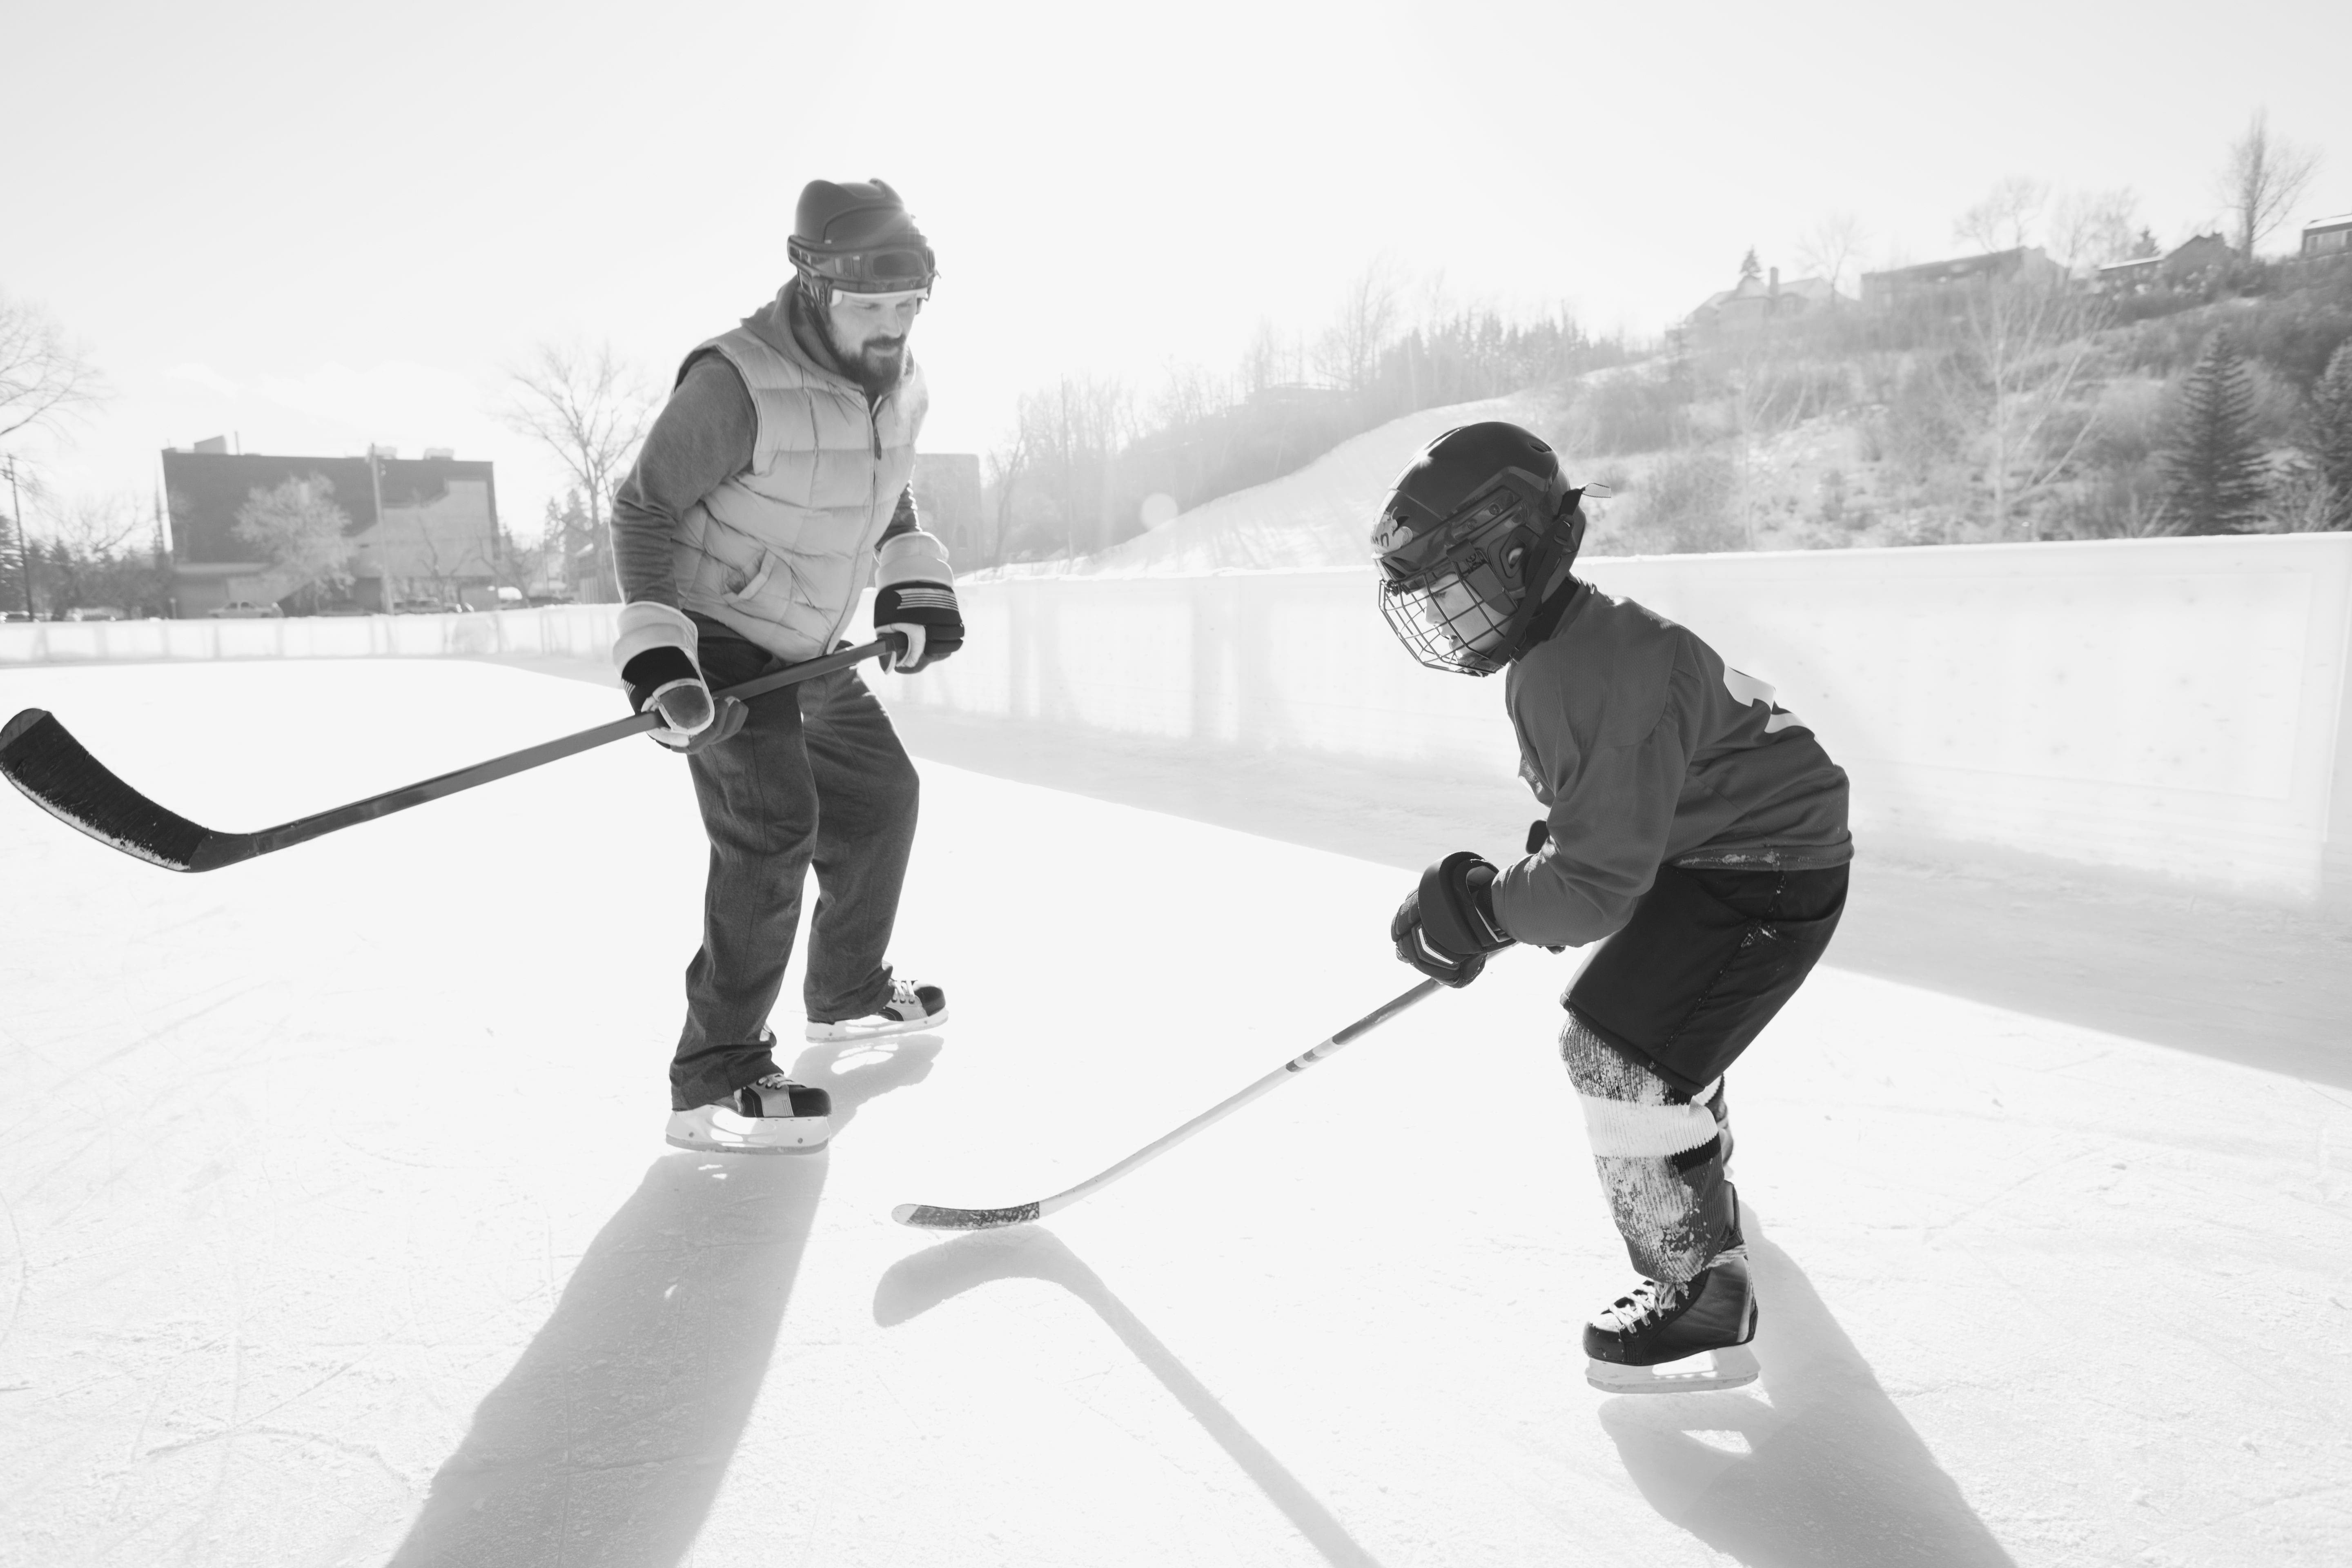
1490, 581, 1853, 949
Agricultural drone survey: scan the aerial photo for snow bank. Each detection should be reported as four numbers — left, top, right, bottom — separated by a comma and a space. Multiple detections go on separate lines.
976, 389, 1558, 580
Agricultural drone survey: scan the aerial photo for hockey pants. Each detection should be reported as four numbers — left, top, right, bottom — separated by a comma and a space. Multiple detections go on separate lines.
1559, 863, 1848, 1286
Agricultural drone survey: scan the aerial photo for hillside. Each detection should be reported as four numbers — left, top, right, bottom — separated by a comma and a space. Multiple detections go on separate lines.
976, 388, 1568, 580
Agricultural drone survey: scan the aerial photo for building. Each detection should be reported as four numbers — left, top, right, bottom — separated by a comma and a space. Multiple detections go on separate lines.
2302, 214, 2352, 259
161, 445, 501, 616
2095, 233, 2235, 294
1859, 246, 2067, 310
1684, 266, 1840, 342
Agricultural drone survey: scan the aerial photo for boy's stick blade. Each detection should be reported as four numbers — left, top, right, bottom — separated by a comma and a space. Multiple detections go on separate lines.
892, 1201, 1043, 1231
0, 709, 236, 872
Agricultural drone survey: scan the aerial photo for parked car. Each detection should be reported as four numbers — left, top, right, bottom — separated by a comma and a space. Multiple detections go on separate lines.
1, 610, 33, 624
208, 601, 285, 619
62, 605, 127, 621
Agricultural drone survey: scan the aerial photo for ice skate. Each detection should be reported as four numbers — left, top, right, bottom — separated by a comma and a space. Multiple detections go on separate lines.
806, 978, 948, 1042
1582, 1249, 1760, 1394
665, 1072, 832, 1154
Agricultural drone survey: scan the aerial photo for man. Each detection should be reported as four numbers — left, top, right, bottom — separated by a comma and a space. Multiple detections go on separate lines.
608, 178, 964, 1155
1376, 422, 1851, 1393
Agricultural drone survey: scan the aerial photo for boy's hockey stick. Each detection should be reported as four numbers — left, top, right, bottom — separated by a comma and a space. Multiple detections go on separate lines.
894, 976, 1444, 1231
0, 637, 895, 873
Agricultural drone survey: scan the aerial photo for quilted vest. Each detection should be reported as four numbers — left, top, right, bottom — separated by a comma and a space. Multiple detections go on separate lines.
670, 303, 928, 662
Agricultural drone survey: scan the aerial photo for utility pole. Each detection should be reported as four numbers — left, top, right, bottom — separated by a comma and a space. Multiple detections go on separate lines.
368, 445, 390, 612
4, 454, 30, 616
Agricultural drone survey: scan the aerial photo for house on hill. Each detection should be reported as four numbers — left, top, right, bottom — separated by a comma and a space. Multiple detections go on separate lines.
2096, 233, 2234, 294
161, 444, 501, 616
1859, 246, 2066, 309
2302, 214, 2352, 259
1684, 266, 1840, 342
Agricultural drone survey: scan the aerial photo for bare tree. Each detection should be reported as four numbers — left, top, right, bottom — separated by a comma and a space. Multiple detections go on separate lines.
234, 474, 356, 611
2219, 110, 2322, 258
0, 291, 107, 450
1312, 258, 1400, 394
498, 339, 655, 601
2047, 188, 2143, 270
983, 422, 1032, 568
1795, 213, 1867, 297
1954, 177, 2049, 254
1949, 280, 2110, 539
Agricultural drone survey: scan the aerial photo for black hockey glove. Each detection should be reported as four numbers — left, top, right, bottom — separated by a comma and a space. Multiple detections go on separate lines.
622, 646, 746, 753
1391, 851, 1514, 987
874, 579, 963, 673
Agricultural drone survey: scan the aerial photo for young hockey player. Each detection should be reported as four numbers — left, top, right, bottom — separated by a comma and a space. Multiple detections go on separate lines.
1375, 421, 1851, 1392
608, 178, 962, 1155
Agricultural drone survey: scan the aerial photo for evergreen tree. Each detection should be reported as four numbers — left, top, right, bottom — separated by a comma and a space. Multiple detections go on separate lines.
2160, 331, 2267, 535
2312, 341, 2352, 530
1739, 248, 1762, 284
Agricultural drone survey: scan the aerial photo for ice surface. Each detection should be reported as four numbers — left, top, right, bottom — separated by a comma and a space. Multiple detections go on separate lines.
2, 659, 2348, 1566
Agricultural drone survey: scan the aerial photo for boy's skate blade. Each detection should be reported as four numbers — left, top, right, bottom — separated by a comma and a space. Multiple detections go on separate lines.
1586, 1343, 1760, 1394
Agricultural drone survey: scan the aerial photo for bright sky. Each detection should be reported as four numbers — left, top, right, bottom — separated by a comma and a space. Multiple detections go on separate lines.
7, 0, 2348, 536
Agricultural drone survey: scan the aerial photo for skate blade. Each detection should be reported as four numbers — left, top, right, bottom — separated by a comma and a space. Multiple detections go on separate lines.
663, 1133, 826, 1155
664, 1109, 830, 1154
1586, 1344, 1760, 1394
805, 1009, 949, 1043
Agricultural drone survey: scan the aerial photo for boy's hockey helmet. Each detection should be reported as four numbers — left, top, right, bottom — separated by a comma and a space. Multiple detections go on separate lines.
1372, 421, 1589, 676
789, 178, 937, 309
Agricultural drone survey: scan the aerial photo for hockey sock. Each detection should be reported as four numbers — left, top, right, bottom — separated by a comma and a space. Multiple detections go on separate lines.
1561, 1011, 1737, 1288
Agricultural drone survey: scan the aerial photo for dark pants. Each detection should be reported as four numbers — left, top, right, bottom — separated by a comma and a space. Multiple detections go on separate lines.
1568, 862, 1849, 1098
670, 627, 920, 1111
1562, 862, 1847, 1282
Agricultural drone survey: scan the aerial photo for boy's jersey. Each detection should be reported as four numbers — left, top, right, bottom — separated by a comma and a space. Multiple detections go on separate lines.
1491, 581, 1852, 949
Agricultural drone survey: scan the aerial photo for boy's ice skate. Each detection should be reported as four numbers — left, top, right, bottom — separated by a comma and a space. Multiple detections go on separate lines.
1582, 1250, 1760, 1394
806, 978, 947, 1042
665, 1072, 832, 1154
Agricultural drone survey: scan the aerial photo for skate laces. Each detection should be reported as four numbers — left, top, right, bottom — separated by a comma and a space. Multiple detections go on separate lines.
1598, 1278, 1685, 1332
751, 1072, 800, 1091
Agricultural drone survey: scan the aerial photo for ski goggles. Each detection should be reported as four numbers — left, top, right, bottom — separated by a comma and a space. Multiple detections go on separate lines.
790, 236, 938, 294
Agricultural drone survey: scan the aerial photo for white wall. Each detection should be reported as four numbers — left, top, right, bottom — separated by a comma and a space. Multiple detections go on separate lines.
891, 535, 2352, 905
9, 537, 2350, 904
0, 605, 621, 666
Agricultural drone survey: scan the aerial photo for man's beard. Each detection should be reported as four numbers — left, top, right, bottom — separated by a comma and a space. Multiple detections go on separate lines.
814, 309, 906, 399
846, 336, 906, 399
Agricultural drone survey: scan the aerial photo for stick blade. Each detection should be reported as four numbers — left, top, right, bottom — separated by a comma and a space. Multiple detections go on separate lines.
1, 708, 233, 872
892, 1200, 1044, 1231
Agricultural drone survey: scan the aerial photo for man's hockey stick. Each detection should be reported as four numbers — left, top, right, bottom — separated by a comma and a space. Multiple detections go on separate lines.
894, 976, 1444, 1231
0, 637, 895, 873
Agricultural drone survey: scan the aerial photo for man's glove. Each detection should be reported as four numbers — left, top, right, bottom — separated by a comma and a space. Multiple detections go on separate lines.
873, 532, 962, 674
614, 602, 746, 753
1391, 851, 1515, 987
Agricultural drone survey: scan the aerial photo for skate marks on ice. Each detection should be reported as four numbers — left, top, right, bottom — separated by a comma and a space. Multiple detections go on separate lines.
875, 1229, 1386, 1568
1598, 1213, 2015, 1568
390, 1044, 937, 1568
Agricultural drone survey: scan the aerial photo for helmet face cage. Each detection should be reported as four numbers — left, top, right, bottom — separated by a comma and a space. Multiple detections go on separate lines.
1376, 468, 1578, 676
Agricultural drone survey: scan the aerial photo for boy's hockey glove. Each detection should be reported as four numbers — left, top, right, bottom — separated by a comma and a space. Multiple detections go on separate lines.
874, 532, 963, 673
1391, 851, 1514, 987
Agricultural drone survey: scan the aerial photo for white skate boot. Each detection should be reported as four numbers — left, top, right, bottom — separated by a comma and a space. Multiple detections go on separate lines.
806, 978, 948, 1042
665, 1072, 832, 1154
